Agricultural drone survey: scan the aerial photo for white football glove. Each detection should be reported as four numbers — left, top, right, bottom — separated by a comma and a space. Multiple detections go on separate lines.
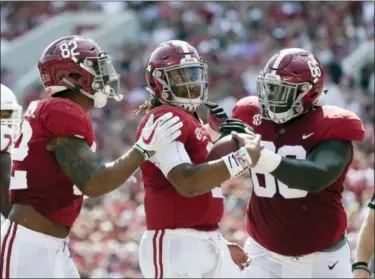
134, 112, 183, 160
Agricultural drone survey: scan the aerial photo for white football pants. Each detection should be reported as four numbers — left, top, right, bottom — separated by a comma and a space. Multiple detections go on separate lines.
138, 228, 244, 278
0, 219, 79, 278
243, 236, 351, 278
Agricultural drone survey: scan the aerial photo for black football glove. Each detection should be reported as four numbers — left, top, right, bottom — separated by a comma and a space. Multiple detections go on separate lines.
205, 102, 228, 121
219, 118, 255, 136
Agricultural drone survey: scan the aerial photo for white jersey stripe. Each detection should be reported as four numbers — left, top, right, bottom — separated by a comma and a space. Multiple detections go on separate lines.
180, 41, 192, 59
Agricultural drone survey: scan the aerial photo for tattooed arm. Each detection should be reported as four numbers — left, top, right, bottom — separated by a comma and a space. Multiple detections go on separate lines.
47, 136, 143, 197
0, 152, 12, 217
47, 112, 183, 197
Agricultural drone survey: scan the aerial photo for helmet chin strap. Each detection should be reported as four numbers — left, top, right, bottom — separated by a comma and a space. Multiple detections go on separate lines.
266, 104, 304, 124
61, 77, 108, 108
79, 89, 108, 108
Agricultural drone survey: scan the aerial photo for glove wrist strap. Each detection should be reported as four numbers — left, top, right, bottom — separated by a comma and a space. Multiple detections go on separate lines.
222, 147, 252, 179
133, 144, 150, 161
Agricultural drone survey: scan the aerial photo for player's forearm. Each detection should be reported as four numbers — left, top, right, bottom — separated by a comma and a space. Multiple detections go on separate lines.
355, 210, 375, 263
175, 160, 231, 197
271, 158, 339, 192
0, 153, 12, 217
50, 136, 145, 198
84, 148, 144, 197
170, 148, 251, 197
257, 140, 351, 193
0, 184, 12, 218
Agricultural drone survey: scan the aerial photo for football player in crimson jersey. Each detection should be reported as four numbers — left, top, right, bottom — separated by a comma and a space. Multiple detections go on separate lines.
0, 84, 22, 226
352, 191, 374, 278
135, 40, 263, 278
0, 35, 184, 278
207, 48, 366, 278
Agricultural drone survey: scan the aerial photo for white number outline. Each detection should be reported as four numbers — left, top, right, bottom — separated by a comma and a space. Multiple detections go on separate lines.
9, 120, 32, 190
59, 41, 80, 59
307, 56, 321, 81
251, 141, 308, 199
10, 102, 40, 190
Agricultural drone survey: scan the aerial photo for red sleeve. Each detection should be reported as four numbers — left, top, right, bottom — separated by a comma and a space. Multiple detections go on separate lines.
319, 106, 365, 141
41, 99, 92, 141
232, 96, 261, 128
136, 105, 191, 144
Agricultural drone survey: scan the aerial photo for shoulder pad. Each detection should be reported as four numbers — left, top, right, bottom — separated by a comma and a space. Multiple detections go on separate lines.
41, 98, 92, 140
318, 106, 365, 141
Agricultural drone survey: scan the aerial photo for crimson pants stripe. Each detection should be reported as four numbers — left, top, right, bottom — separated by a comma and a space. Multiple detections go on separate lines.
158, 230, 165, 278
0, 221, 17, 279
152, 229, 165, 278
5, 223, 17, 279
153, 230, 159, 278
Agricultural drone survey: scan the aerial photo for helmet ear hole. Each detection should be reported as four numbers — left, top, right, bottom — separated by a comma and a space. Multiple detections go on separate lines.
310, 92, 318, 99
69, 73, 81, 81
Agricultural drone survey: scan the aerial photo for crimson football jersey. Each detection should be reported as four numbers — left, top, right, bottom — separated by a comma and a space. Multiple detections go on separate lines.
233, 96, 365, 256
136, 105, 224, 231
9, 98, 96, 228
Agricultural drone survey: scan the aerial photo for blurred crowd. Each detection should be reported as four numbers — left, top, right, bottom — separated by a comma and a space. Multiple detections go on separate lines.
1, 2, 374, 278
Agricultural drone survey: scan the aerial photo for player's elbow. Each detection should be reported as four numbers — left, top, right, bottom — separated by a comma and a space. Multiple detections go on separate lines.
82, 189, 101, 198
174, 184, 197, 197
306, 166, 342, 193
168, 164, 203, 197
77, 181, 103, 198
171, 178, 199, 197
305, 183, 325, 193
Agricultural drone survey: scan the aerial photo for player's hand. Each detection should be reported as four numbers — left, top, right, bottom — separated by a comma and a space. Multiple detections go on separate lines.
220, 118, 254, 136
227, 242, 251, 270
232, 131, 263, 166
206, 102, 228, 132
352, 269, 371, 279
134, 112, 183, 160
126, 175, 137, 183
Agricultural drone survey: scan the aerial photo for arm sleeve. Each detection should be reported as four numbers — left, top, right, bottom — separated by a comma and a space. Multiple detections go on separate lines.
150, 141, 192, 177
369, 191, 375, 210
0, 125, 13, 153
41, 101, 91, 140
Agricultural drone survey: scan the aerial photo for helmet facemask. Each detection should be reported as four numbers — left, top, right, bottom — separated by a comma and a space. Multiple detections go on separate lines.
152, 59, 208, 112
65, 52, 123, 108
0, 105, 22, 140
257, 72, 312, 124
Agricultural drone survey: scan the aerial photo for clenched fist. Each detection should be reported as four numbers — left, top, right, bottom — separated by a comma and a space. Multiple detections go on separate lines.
231, 131, 263, 166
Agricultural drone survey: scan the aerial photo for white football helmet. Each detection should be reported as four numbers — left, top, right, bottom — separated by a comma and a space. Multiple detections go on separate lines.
1, 84, 22, 140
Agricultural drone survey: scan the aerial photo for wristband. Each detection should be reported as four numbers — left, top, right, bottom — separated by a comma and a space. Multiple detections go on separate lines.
222, 147, 252, 179
352, 262, 368, 268
256, 148, 282, 172
352, 262, 371, 275
133, 144, 151, 160
352, 266, 371, 275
